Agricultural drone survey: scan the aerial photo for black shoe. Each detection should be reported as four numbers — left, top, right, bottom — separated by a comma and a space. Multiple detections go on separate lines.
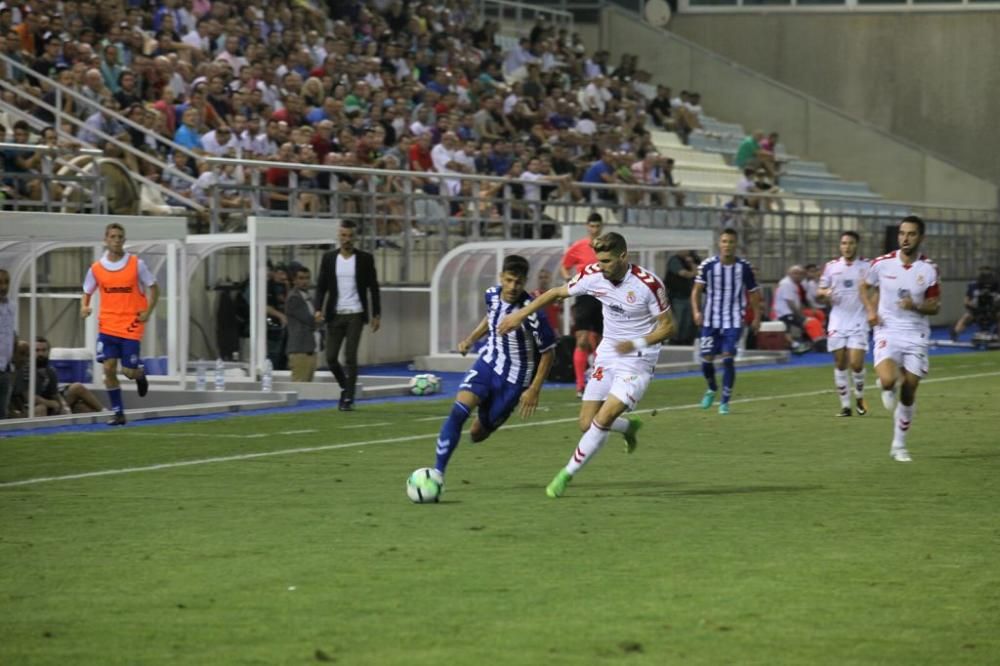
837, 407, 852, 417
856, 398, 868, 416
136, 370, 149, 397
107, 413, 127, 426
338, 398, 354, 412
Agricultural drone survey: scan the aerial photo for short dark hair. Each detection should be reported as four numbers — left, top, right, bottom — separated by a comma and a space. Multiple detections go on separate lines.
805, 263, 818, 271
586, 212, 603, 224
502, 255, 529, 279
841, 230, 860, 243
592, 232, 627, 256
294, 266, 310, 278
340, 220, 357, 230
105, 222, 125, 235
900, 215, 925, 236
720, 227, 738, 239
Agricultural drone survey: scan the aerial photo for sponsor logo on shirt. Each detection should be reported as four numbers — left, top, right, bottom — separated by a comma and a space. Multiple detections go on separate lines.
103, 286, 133, 294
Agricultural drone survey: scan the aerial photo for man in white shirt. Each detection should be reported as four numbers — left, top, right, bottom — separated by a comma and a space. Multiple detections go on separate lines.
860, 216, 941, 462
816, 231, 871, 417
499, 232, 674, 498
430, 131, 470, 197
313, 222, 381, 411
200, 125, 239, 156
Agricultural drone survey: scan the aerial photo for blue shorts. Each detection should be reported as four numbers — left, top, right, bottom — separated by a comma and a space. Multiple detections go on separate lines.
459, 359, 525, 434
699, 326, 742, 359
96, 333, 141, 369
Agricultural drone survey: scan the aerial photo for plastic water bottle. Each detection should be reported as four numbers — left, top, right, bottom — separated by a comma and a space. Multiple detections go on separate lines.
195, 359, 206, 391
214, 357, 226, 391
261, 358, 273, 392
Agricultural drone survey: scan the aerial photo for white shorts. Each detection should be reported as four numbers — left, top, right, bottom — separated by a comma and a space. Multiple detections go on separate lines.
827, 332, 869, 353
873, 330, 929, 377
582, 351, 656, 411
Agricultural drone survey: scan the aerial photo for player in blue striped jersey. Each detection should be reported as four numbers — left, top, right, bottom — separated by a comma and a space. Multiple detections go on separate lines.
432, 255, 557, 479
691, 228, 762, 414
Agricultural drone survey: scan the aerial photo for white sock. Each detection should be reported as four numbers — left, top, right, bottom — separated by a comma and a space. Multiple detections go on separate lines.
565, 421, 610, 475
609, 417, 629, 433
893, 402, 915, 448
851, 370, 866, 398
834, 368, 850, 408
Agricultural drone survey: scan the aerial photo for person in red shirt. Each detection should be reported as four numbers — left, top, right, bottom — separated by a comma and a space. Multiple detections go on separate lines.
559, 213, 604, 397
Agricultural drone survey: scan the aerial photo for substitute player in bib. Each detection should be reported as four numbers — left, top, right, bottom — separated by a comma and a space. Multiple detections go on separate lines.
859, 216, 940, 462
431, 255, 556, 481
500, 232, 673, 498
816, 231, 871, 417
81, 223, 158, 426
691, 228, 762, 415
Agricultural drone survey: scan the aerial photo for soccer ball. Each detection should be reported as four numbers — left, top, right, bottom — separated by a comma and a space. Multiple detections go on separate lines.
406, 467, 444, 503
408, 373, 441, 396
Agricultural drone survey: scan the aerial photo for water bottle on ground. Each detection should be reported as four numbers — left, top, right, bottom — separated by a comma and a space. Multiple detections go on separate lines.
261, 359, 273, 392
214, 358, 226, 391
195, 360, 206, 391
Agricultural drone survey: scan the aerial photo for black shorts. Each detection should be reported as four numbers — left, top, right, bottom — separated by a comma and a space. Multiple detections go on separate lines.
571, 295, 603, 334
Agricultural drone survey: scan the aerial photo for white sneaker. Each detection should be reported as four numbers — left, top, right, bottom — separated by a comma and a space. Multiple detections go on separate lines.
881, 389, 897, 412
890, 446, 912, 463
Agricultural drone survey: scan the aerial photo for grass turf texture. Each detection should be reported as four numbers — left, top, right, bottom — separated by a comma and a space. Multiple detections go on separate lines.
1, 354, 998, 665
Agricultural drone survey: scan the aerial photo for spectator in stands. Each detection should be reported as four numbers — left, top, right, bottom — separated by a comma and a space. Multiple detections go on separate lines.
581, 149, 619, 203
735, 130, 777, 180
201, 124, 238, 156
173, 107, 203, 151
647, 85, 674, 130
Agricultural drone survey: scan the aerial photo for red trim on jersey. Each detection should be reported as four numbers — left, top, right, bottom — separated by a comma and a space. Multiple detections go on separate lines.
567, 262, 601, 288
870, 251, 898, 267
925, 284, 941, 299
630, 264, 669, 311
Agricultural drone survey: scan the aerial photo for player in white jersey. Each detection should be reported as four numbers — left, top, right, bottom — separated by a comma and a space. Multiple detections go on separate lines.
499, 232, 674, 497
859, 216, 941, 462
816, 231, 872, 417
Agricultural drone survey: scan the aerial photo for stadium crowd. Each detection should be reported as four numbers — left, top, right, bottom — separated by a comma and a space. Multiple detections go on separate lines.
0, 0, 717, 228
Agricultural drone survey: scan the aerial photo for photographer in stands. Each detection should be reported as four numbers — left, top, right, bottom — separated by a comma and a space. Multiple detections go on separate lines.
951, 266, 1000, 340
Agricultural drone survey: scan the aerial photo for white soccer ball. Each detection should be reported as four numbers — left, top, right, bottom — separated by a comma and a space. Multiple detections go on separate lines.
406, 467, 444, 503
408, 373, 441, 396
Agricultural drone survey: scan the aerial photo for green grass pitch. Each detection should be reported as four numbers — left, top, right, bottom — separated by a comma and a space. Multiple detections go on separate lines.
2, 354, 999, 665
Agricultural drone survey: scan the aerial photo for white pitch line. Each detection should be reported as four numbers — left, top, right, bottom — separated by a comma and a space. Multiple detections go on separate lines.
105, 429, 320, 439
1, 370, 997, 489
341, 422, 389, 429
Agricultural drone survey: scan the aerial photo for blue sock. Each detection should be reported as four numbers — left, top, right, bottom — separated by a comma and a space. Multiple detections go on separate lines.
434, 402, 471, 474
702, 361, 718, 392
721, 357, 736, 404
108, 387, 124, 414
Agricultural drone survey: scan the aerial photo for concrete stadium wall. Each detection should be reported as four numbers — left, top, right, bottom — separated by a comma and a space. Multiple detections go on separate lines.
666, 11, 1000, 207
600, 9, 999, 209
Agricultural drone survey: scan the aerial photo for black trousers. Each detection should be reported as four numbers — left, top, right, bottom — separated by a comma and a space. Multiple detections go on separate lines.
325, 313, 365, 399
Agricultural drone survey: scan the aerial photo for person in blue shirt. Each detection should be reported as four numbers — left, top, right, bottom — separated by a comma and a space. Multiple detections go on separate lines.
431, 255, 557, 480
581, 151, 618, 202
691, 228, 762, 415
173, 107, 203, 151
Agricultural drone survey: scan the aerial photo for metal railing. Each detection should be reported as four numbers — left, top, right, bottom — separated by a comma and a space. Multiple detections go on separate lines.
194, 156, 999, 283
0, 141, 106, 213
0, 53, 205, 214
478, 0, 575, 32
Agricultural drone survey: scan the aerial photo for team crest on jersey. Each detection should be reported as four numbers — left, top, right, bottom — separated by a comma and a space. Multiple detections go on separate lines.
626, 290, 636, 304
916, 274, 926, 285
